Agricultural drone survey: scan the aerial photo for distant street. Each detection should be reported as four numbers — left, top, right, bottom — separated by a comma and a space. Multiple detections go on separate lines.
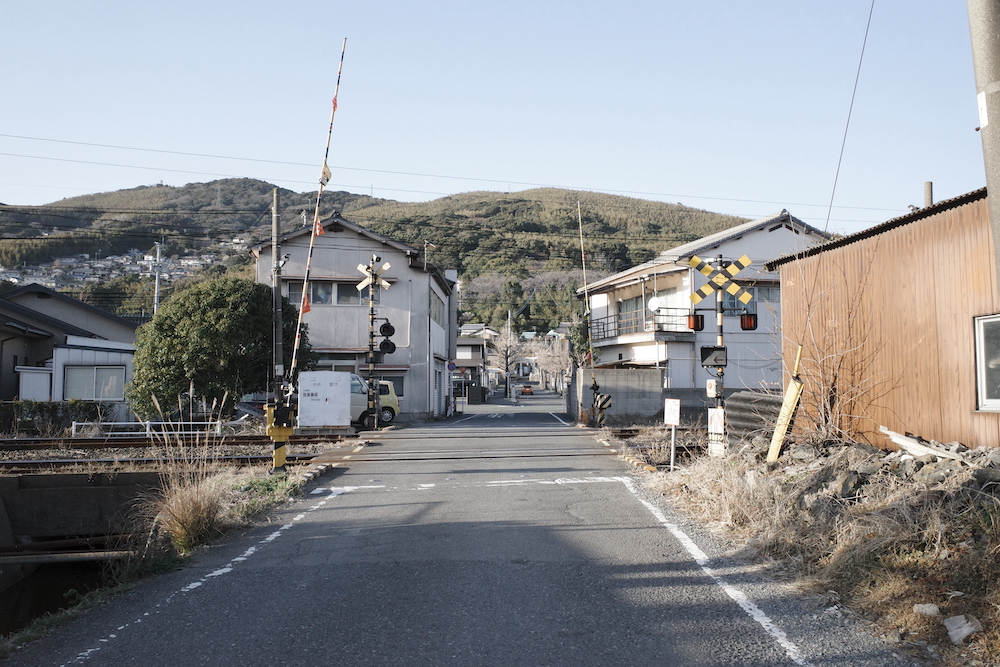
9, 389, 908, 666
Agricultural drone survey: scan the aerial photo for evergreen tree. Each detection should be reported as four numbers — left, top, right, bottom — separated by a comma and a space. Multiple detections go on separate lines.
127, 277, 311, 417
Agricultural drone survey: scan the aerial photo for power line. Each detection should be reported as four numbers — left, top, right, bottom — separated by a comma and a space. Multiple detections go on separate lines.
0, 133, 903, 215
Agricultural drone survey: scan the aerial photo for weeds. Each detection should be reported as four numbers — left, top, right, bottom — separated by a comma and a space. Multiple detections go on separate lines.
640, 438, 1000, 664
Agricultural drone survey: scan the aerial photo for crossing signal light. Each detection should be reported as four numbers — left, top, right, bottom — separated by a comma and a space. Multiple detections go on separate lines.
687, 314, 704, 331
379, 321, 396, 354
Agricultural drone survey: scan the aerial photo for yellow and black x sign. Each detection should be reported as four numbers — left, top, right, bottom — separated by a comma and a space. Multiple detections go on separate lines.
688, 254, 753, 305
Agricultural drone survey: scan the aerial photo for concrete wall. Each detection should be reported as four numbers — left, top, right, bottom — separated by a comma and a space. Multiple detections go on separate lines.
0, 473, 161, 540
567, 367, 721, 424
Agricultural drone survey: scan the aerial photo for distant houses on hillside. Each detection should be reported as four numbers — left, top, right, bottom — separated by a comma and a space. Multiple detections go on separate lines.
0, 248, 235, 290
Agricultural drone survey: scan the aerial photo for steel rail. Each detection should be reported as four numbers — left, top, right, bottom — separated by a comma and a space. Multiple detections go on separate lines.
313, 449, 617, 462
0, 433, 353, 451
0, 453, 319, 472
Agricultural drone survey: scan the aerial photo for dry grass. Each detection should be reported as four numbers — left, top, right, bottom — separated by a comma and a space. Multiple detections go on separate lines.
639, 439, 1000, 665
137, 391, 305, 556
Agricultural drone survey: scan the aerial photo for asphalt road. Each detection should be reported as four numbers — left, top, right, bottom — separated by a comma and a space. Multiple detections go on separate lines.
8, 390, 914, 666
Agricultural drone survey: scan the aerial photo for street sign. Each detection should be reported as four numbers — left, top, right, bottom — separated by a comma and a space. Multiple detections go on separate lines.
700, 346, 728, 368
663, 398, 681, 426
448, 362, 456, 371
688, 254, 753, 305
708, 407, 725, 435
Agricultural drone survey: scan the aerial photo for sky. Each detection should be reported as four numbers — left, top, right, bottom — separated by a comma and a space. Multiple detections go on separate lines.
0, 1, 986, 236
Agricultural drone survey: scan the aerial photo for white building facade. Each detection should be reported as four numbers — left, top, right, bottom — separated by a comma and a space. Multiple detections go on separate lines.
252, 215, 457, 422
580, 210, 829, 394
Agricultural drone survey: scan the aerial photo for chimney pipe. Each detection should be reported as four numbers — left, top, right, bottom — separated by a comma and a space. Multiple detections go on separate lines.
968, 0, 1000, 291
924, 181, 933, 208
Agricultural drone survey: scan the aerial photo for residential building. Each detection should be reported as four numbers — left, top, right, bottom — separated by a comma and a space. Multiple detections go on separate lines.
251, 215, 457, 421
576, 210, 829, 417
453, 335, 491, 403
0, 284, 138, 403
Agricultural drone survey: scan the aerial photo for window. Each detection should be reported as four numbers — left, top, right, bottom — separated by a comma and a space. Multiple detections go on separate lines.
430, 291, 446, 327
617, 295, 642, 314
649, 287, 677, 309
287, 281, 367, 307
65, 366, 125, 400
757, 286, 780, 301
337, 284, 358, 305
976, 314, 1000, 410
312, 282, 333, 305
723, 287, 755, 314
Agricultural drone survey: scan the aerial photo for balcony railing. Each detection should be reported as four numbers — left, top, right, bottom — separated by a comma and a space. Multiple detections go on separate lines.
590, 307, 692, 342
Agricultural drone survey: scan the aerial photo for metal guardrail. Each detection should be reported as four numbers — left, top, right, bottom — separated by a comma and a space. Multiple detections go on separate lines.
590, 307, 691, 341
71, 420, 224, 437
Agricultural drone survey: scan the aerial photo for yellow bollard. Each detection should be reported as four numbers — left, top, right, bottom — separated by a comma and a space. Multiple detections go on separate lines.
266, 404, 295, 473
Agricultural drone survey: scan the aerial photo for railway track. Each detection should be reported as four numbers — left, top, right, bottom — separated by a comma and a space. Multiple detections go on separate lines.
0, 433, 354, 451
0, 453, 322, 473
0, 433, 358, 472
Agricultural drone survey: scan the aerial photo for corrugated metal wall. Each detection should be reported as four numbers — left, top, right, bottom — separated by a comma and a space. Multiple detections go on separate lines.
779, 196, 1000, 448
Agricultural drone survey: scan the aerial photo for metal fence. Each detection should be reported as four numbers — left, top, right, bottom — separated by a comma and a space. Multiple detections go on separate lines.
590, 307, 691, 341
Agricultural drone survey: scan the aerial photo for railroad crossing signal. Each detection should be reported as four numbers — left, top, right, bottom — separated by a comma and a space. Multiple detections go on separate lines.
688, 254, 754, 306
357, 261, 391, 291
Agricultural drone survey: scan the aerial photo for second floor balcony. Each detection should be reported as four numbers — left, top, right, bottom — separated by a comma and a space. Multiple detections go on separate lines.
590, 307, 694, 342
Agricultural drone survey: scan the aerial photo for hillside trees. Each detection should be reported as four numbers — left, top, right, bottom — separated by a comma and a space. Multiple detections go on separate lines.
3, 180, 748, 281
460, 269, 603, 333
127, 277, 312, 417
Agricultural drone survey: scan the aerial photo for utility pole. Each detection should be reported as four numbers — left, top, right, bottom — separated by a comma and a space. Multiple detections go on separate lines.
153, 242, 162, 315
968, 0, 1000, 292
266, 188, 294, 473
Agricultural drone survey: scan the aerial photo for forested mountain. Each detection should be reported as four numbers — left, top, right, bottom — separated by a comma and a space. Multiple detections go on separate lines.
346, 187, 746, 276
0, 178, 750, 329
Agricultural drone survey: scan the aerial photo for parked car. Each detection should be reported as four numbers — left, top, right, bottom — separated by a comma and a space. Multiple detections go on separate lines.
350, 374, 375, 429
520, 384, 533, 395
377, 380, 400, 423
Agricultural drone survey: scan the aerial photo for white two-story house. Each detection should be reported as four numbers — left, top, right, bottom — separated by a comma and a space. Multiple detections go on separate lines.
251, 215, 457, 421
579, 210, 829, 396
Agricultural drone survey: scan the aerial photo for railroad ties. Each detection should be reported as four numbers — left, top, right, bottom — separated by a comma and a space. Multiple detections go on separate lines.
0, 433, 356, 473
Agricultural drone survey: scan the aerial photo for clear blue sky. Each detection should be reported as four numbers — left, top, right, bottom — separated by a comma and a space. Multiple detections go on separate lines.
0, 1, 985, 235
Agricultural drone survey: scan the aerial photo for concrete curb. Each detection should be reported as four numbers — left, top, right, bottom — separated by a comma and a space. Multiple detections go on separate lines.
598, 438, 657, 473
622, 455, 658, 473
300, 463, 334, 484
299, 439, 370, 484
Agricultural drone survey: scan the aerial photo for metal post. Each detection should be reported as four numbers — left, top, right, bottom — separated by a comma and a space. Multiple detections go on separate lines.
367, 256, 378, 429
267, 188, 292, 473
715, 255, 725, 409
271, 188, 284, 390
968, 0, 1000, 292
153, 242, 162, 315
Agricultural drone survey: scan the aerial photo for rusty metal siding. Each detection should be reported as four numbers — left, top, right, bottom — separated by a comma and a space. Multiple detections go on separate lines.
779, 197, 1000, 448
